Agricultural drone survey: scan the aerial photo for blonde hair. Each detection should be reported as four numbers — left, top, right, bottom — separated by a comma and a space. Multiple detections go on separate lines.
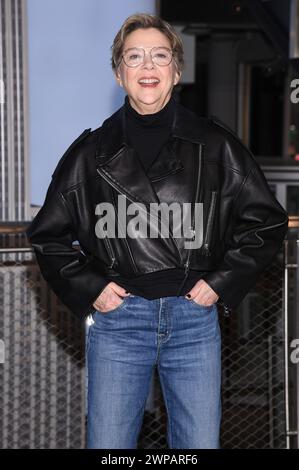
111, 13, 184, 74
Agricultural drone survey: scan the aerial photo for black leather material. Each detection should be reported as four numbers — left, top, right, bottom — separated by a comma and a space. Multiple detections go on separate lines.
26, 102, 289, 320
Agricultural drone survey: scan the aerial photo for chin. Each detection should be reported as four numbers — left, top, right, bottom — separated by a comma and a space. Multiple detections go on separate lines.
137, 92, 164, 105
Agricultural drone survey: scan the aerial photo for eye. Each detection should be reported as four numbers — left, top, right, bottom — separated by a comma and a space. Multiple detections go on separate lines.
155, 53, 167, 59
126, 51, 142, 61
129, 54, 138, 60
152, 48, 172, 62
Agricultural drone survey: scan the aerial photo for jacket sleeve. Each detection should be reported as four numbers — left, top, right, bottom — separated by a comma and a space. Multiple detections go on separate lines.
26, 177, 109, 321
202, 160, 289, 311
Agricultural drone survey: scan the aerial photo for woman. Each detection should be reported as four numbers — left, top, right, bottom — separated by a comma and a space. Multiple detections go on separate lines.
26, 14, 288, 449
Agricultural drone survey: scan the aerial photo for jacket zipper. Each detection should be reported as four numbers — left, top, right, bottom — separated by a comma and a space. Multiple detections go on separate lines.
96, 168, 183, 265
103, 236, 116, 269
176, 143, 204, 295
202, 190, 218, 256
111, 189, 139, 274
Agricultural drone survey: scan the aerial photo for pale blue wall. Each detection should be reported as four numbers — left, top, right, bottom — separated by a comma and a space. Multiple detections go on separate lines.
27, 0, 155, 205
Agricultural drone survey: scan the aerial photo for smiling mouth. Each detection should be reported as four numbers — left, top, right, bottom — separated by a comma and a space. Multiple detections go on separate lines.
138, 78, 160, 87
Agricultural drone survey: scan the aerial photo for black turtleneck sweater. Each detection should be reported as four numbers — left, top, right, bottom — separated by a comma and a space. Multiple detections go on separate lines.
124, 94, 176, 172
104, 95, 206, 299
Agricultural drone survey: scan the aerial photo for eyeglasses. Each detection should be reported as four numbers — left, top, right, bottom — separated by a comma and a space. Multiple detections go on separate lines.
121, 47, 174, 68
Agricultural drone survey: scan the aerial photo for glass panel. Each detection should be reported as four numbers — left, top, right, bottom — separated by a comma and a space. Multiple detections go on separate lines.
249, 65, 284, 157
287, 185, 299, 215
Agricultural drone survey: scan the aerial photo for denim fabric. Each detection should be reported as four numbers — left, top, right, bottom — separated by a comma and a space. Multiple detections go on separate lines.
86, 294, 221, 449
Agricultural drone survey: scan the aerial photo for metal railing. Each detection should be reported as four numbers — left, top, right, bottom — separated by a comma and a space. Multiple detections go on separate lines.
0, 223, 86, 449
0, 220, 297, 448
283, 216, 299, 448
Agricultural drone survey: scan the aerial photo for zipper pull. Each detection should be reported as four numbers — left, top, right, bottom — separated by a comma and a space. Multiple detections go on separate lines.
217, 298, 231, 317
184, 258, 190, 274
223, 305, 231, 317
202, 243, 211, 256
189, 227, 196, 240
176, 258, 190, 296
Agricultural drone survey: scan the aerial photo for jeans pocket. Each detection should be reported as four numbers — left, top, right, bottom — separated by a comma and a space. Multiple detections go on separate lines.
93, 295, 130, 318
189, 298, 214, 309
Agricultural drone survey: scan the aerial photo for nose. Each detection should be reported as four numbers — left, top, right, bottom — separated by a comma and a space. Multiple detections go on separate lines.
142, 51, 155, 69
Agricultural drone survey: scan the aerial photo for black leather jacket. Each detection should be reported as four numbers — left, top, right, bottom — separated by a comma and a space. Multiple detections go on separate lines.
26, 101, 289, 320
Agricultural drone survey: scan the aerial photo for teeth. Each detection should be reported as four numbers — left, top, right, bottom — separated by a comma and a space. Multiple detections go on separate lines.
139, 79, 159, 84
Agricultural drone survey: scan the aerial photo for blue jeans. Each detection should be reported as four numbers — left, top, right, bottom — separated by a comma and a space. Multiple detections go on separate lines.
86, 294, 221, 449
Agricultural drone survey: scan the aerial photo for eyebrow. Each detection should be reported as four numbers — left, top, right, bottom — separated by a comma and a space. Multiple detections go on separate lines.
124, 46, 171, 50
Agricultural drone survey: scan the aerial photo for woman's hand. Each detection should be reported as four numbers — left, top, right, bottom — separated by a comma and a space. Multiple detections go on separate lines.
185, 279, 219, 306
93, 282, 131, 313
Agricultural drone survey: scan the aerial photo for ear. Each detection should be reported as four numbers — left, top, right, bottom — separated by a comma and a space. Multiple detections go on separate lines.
114, 67, 123, 87
174, 69, 181, 86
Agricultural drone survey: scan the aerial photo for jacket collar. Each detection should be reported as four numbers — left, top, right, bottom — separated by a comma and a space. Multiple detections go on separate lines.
95, 100, 206, 205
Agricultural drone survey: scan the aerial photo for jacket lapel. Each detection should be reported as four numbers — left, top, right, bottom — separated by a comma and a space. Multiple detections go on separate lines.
94, 100, 205, 205
95, 106, 159, 205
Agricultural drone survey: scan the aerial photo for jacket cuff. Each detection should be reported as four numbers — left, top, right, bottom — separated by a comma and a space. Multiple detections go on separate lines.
201, 271, 236, 312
